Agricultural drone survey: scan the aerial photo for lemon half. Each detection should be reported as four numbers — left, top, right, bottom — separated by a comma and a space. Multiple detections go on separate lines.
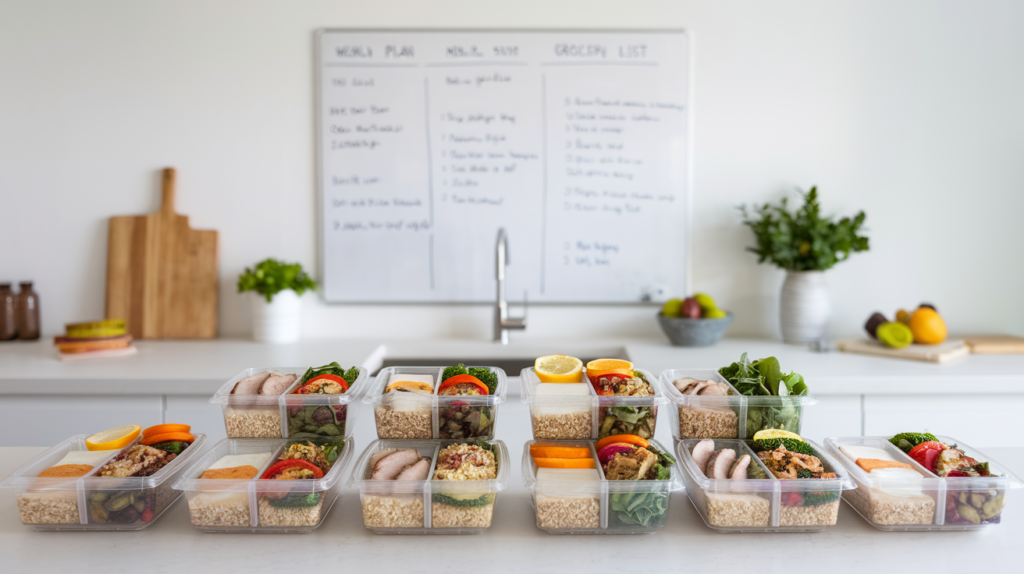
752, 429, 803, 442
534, 355, 583, 383
85, 425, 141, 451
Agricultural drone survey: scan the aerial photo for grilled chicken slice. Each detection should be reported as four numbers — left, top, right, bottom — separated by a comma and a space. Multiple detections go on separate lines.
260, 373, 297, 395
604, 447, 656, 480
395, 458, 431, 481
757, 446, 837, 479
370, 449, 421, 480
232, 371, 271, 395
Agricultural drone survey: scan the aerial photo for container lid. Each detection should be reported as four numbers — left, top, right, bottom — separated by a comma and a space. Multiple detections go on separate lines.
362, 365, 508, 405
1, 433, 208, 491
347, 438, 510, 491
676, 437, 856, 491
172, 436, 354, 493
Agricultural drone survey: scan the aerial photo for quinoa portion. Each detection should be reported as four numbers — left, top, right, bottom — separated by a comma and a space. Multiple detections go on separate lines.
16, 492, 80, 525
361, 494, 425, 528
225, 408, 282, 438
374, 407, 433, 440
531, 411, 592, 440
535, 497, 600, 530
431, 501, 495, 528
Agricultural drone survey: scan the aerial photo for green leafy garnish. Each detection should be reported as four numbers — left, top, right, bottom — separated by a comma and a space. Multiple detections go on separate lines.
442, 363, 467, 381
889, 432, 939, 453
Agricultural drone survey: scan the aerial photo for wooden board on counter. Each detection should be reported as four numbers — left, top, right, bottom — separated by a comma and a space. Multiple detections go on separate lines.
105, 168, 218, 339
837, 338, 969, 363
962, 335, 1024, 354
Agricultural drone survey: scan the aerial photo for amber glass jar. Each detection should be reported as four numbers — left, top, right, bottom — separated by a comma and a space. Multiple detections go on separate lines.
0, 283, 16, 340
16, 281, 40, 340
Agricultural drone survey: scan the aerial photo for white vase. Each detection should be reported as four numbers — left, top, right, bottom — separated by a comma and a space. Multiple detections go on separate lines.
779, 270, 831, 344
251, 290, 302, 344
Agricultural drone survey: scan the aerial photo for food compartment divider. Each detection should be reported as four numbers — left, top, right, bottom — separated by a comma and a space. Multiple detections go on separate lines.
250, 443, 288, 527
678, 439, 777, 532
351, 439, 440, 531
211, 368, 305, 439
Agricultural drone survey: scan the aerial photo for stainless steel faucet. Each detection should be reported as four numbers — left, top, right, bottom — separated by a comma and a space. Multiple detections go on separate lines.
494, 228, 526, 344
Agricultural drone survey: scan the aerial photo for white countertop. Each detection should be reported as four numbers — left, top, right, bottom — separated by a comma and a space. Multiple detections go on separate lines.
2, 336, 1023, 395
1, 437, 1020, 574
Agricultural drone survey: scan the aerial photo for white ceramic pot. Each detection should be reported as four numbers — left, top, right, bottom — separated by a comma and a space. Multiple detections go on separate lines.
251, 289, 302, 344
779, 270, 831, 344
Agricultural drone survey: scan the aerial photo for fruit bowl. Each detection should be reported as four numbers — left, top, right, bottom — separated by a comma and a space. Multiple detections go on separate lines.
656, 311, 733, 347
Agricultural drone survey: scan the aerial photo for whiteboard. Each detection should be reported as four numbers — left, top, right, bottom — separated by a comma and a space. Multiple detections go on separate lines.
317, 30, 689, 303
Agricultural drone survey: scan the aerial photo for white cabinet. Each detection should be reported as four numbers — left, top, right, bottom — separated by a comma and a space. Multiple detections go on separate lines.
863, 394, 1023, 447
0, 396, 163, 447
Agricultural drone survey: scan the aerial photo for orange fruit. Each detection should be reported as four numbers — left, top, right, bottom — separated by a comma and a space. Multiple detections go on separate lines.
585, 359, 633, 383
907, 308, 947, 345
534, 355, 583, 382
85, 425, 141, 451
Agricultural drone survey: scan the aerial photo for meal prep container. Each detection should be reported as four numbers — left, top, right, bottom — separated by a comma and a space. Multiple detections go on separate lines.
172, 436, 353, 533
349, 438, 509, 534
661, 369, 817, 441
1, 433, 208, 531
520, 367, 666, 440
365, 366, 507, 440
211, 367, 369, 439
677, 437, 854, 533
825, 436, 1023, 531
522, 439, 681, 534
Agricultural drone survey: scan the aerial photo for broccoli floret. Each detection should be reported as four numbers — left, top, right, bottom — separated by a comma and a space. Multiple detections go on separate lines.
441, 363, 467, 381
342, 366, 360, 385
467, 367, 498, 394
796, 469, 813, 479
889, 432, 939, 453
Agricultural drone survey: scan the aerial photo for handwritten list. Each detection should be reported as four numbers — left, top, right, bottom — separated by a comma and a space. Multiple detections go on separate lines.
319, 31, 689, 302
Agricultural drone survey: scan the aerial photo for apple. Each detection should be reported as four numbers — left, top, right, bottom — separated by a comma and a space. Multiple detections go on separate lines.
681, 297, 702, 319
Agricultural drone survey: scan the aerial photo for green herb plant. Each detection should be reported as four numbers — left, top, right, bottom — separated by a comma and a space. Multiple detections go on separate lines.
739, 186, 869, 271
237, 258, 317, 303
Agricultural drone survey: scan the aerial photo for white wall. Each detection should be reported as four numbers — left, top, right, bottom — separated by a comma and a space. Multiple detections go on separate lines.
2, 0, 1022, 341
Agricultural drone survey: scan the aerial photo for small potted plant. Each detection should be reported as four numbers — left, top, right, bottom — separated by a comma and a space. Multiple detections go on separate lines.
237, 259, 317, 344
740, 187, 869, 344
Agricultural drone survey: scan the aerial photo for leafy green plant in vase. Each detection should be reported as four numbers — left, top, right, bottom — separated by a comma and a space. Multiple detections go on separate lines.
237, 259, 317, 343
739, 187, 869, 344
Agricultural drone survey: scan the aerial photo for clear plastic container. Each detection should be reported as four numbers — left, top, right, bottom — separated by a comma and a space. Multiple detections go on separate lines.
349, 438, 509, 534
364, 366, 507, 440
522, 438, 681, 534
661, 369, 818, 440
211, 367, 369, 439
824, 435, 1023, 531
677, 437, 854, 533
172, 435, 353, 533
520, 367, 665, 440
0, 433, 208, 531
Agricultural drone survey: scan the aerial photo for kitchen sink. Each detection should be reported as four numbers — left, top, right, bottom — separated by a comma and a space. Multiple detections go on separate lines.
372, 349, 630, 377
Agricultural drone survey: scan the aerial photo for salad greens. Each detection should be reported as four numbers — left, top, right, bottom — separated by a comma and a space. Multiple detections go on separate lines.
441, 363, 498, 394
300, 362, 359, 385
719, 353, 808, 439
609, 446, 675, 528
600, 406, 656, 439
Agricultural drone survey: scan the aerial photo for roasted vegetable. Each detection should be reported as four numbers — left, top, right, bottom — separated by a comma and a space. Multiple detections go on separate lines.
753, 438, 815, 456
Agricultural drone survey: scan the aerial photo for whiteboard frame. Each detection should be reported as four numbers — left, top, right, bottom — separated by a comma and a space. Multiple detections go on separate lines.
315, 28, 692, 305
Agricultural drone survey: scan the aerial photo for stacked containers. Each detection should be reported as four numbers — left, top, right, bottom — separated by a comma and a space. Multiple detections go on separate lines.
825, 436, 1023, 531
660, 369, 818, 441
180, 365, 367, 532
1, 433, 207, 530
365, 366, 507, 440
354, 365, 510, 534
520, 367, 666, 440
349, 438, 510, 534
173, 436, 353, 533
677, 437, 854, 533
522, 439, 680, 534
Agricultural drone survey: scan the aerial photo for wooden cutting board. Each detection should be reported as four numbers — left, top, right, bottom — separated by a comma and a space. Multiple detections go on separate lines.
837, 338, 969, 363
105, 168, 218, 338
962, 335, 1024, 354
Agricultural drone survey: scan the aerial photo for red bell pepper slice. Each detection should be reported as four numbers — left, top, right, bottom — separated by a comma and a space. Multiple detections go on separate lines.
261, 459, 324, 480
438, 374, 488, 395
295, 373, 349, 394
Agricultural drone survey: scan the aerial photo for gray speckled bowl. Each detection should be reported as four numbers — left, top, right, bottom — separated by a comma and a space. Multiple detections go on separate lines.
656, 311, 733, 347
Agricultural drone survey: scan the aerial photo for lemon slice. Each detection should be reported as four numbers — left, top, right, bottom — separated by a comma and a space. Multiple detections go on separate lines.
752, 429, 803, 441
535, 355, 583, 383
85, 425, 141, 451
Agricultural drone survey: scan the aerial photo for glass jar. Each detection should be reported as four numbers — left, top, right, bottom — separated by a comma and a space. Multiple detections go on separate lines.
0, 283, 16, 341
16, 282, 40, 340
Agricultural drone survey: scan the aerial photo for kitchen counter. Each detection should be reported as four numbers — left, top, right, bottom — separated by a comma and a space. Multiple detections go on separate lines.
3, 336, 1023, 395
2, 336, 1024, 447
0, 442, 1020, 573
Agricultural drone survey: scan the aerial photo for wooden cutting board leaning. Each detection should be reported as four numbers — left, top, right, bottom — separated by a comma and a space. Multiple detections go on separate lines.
105, 168, 218, 338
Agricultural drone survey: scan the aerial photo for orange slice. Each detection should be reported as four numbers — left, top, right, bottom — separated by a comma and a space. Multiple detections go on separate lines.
534, 355, 583, 383
585, 359, 634, 383
85, 425, 141, 451
533, 457, 595, 469
529, 445, 592, 459
142, 423, 191, 438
